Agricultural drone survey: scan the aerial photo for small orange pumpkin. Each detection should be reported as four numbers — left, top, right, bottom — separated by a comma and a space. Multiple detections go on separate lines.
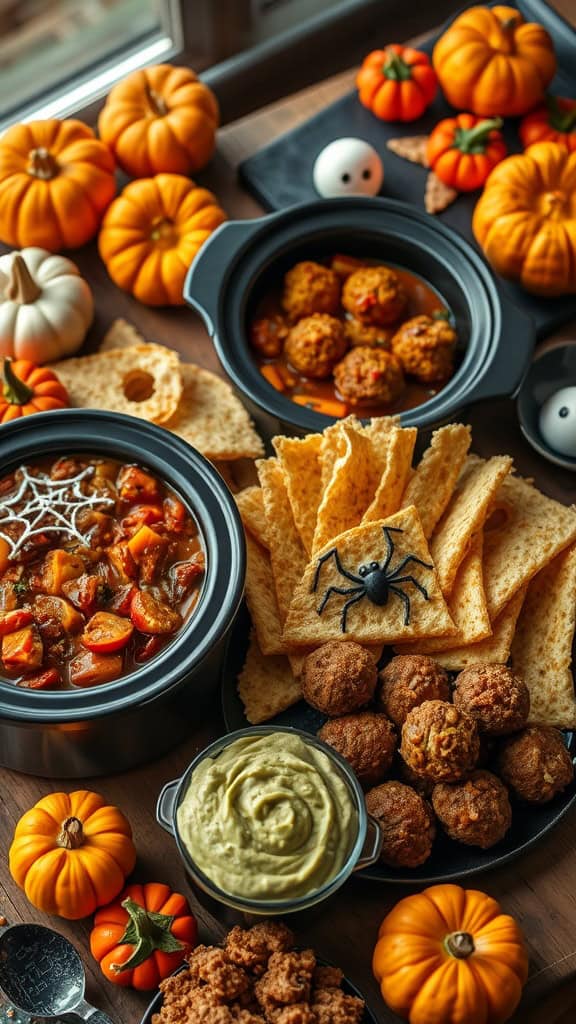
98, 64, 219, 178
98, 174, 226, 306
0, 119, 116, 251
432, 5, 556, 117
356, 45, 437, 122
473, 141, 576, 296
0, 358, 69, 422
373, 884, 529, 1024
519, 96, 576, 152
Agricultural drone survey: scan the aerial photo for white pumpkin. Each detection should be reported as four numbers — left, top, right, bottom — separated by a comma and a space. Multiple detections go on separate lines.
0, 247, 93, 363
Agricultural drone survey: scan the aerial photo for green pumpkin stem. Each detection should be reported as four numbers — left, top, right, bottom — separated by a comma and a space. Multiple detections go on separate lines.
546, 96, 576, 134
383, 48, 412, 82
110, 897, 184, 975
3, 359, 33, 407
453, 118, 503, 155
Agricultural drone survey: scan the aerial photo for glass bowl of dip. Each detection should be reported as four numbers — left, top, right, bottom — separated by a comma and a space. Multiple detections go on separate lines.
156, 725, 382, 916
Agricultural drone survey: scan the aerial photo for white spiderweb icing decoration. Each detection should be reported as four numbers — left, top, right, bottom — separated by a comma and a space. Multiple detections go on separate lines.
0, 465, 115, 560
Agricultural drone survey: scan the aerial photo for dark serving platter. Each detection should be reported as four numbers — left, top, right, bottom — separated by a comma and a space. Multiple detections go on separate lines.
222, 604, 576, 886
238, 0, 576, 338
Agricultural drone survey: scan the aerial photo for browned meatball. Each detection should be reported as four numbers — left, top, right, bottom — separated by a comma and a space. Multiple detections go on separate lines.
334, 347, 405, 406
378, 655, 451, 728
343, 318, 392, 350
401, 700, 479, 783
282, 261, 341, 321
318, 712, 396, 788
302, 641, 377, 716
284, 314, 347, 379
250, 313, 289, 358
453, 664, 530, 736
391, 314, 456, 384
498, 726, 574, 803
432, 770, 512, 848
365, 781, 435, 868
342, 267, 406, 326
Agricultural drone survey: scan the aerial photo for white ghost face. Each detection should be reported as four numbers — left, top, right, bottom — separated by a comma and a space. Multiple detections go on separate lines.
538, 386, 576, 458
313, 138, 384, 198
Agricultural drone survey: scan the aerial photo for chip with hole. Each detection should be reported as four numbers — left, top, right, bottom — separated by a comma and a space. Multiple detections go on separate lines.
401, 423, 471, 538
238, 630, 301, 724
100, 317, 147, 351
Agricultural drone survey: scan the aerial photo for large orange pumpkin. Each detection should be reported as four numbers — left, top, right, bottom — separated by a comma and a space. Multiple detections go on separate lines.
432, 5, 556, 117
473, 141, 576, 296
0, 119, 116, 251
98, 174, 226, 306
98, 64, 219, 178
373, 884, 529, 1024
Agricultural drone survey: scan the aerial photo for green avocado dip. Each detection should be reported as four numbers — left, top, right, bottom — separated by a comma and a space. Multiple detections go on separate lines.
176, 732, 358, 901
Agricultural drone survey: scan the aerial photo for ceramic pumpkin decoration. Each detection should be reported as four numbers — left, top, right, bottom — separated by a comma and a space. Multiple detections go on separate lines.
0, 119, 116, 251
373, 884, 529, 1024
9, 790, 136, 919
520, 97, 576, 152
0, 248, 93, 362
426, 114, 507, 191
0, 359, 69, 422
432, 6, 556, 117
98, 63, 219, 178
357, 45, 437, 122
98, 173, 226, 306
90, 882, 197, 990
473, 142, 576, 296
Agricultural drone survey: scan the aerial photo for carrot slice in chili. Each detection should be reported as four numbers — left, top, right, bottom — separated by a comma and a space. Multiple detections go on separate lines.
260, 364, 286, 392
82, 612, 134, 654
291, 394, 347, 417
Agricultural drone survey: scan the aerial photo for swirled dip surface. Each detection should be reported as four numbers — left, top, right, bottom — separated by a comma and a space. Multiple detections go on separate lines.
176, 732, 357, 900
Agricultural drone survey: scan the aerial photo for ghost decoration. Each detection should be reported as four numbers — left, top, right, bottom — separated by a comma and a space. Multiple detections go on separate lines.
313, 138, 384, 198
539, 386, 576, 458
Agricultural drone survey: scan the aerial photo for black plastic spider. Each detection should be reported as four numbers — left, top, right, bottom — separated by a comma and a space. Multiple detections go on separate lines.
312, 525, 432, 633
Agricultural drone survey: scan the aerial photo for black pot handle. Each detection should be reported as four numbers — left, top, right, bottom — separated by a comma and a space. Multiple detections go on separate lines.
184, 218, 264, 335
466, 297, 536, 404
156, 778, 180, 835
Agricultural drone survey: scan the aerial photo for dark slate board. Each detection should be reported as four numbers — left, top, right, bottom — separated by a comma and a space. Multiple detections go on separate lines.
239, 0, 576, 338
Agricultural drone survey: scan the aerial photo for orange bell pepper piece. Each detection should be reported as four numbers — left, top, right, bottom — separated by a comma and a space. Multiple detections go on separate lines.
127, 524, 165, 563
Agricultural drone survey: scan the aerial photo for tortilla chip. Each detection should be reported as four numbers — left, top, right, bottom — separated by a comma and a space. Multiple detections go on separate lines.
273, 433, 323, 554
319, 417, 360, 490
165, 363, 264, 460
432, 587, 527, 671
401, 424, 472, 538
397, 531, 491, 654
425, 172, 458, 214
387, 136, 429, 166
244, 535, 284, 655
51, 344, 182, 424
312, 420, 381, 553
256, 457, 307, 625
511, 545, 576, 728
482, 473, 576, 619
362, 426, 417, 524
430, 455, 513, 595
235, 487, 269, 549
284, 505, 456, 647
100, 318, 147, 351
238, 630, 301, 724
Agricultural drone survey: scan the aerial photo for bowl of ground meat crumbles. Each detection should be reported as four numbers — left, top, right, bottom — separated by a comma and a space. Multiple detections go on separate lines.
184, 197, 535, 437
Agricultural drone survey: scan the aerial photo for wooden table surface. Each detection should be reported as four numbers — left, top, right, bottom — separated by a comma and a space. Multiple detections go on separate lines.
2, 64, 576, 1024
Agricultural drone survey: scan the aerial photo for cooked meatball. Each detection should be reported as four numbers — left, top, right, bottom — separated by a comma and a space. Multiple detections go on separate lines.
342, 266, 406, 326
284, 314, 347, 379
378, 655, 451, 728
391, 314, 456, 384
282, 261, 341, 321
302, 641, 377, 716
453, 664, 530, 736
365, 781, 435, 868
432, 770, 512, 848
343, 318, 392, 350
250, 313, 289, 358
400, 700, 479, 783
318, 711, 396, 787
498, 726, 574, 803
334, 347, 405, 406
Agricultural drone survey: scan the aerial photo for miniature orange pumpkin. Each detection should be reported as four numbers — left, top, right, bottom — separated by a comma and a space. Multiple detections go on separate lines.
519, 97, 576, 152
357, 45, 437, 122
9, 790, 136, 919
98, 64, 219, 178
426, 114, 507, 191
0, 119, 116, 251
473, 141, 576, 296
432, 5, 556, 117
98, 174, 226, 306
373, 884, 529, 1024
0, 358, 69, 422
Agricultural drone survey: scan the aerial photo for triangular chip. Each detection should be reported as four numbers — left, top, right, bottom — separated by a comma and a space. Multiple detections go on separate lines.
319, 417, 360, 490
511, 545, 576, 729
238, 630, 301, 724
401, 424, 471, 538
245, 535, 284, 656
425, 171, 458, 214
312, 420, 383, 553
362, 425, 417, 523
256, 457, 307, 624
431, 587, 527, 671
273, 433, 323, 554
431, 455, 512, 595
387, 136, 429, 166
235, 487, 269, 549
100, 317, 147, 351
284, 506, 455, 647
483, 473, 576, 619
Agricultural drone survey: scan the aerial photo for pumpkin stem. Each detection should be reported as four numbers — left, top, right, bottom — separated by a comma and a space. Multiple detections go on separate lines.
454, 118, 503, 155
383, 49, 412, 82
2, 359, 33, 406
499, 14, 519, 31
546, 96, 576, 134
57, 816, 85, 850
146, 85, 168, 117
6, 254, 41, 304
110, 897, 185, 974
27, 146, 58, 180
445, 931, 475, 959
